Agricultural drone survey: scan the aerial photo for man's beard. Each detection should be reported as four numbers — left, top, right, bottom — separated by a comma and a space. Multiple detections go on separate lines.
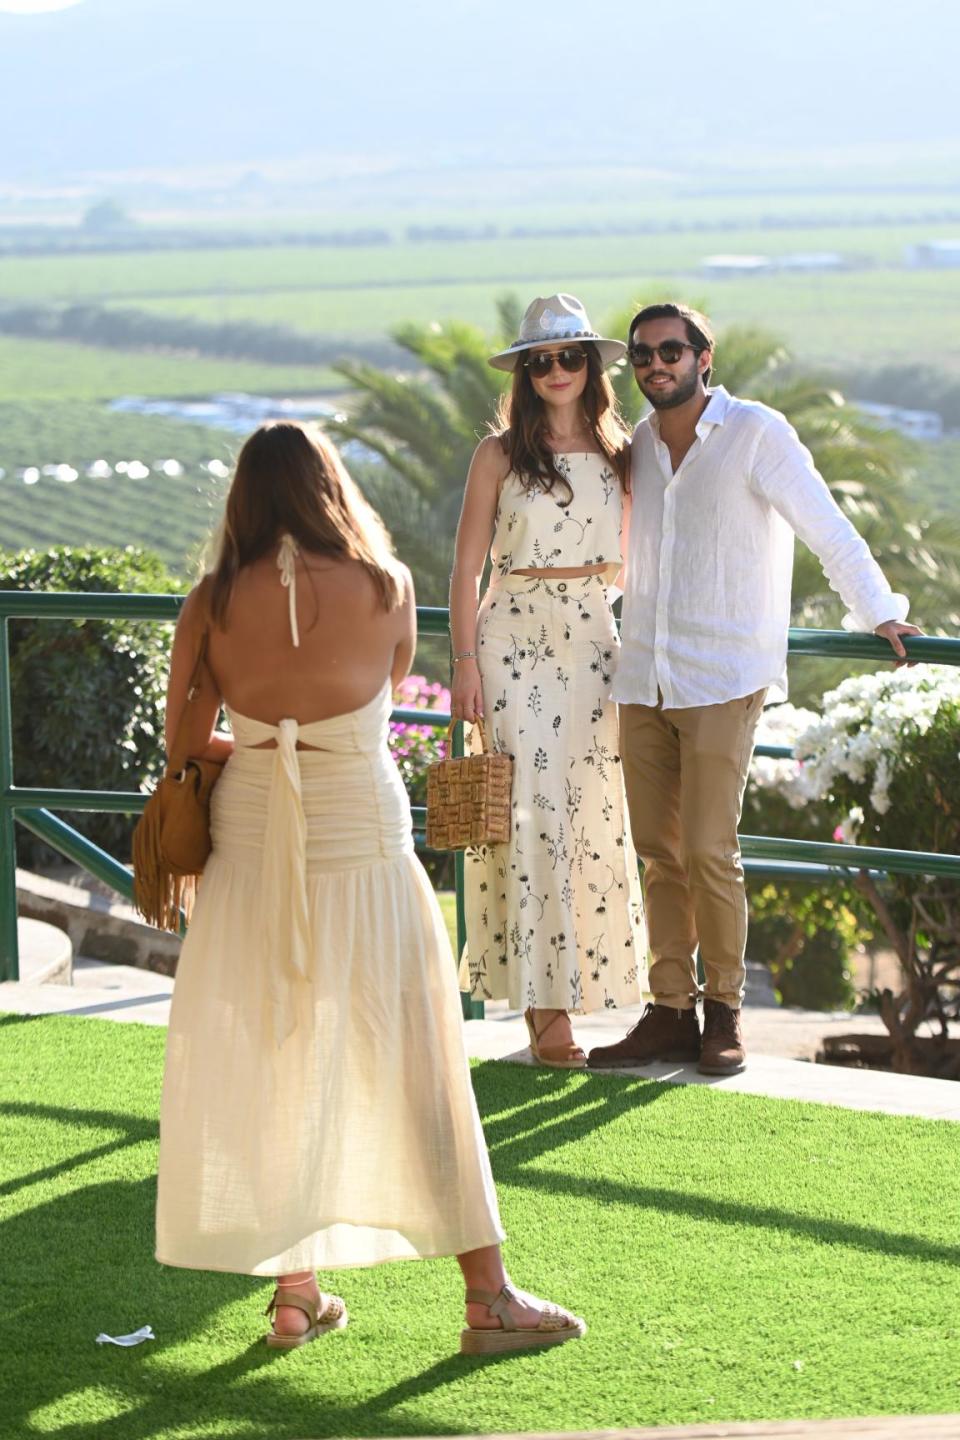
641, 366, 702, 410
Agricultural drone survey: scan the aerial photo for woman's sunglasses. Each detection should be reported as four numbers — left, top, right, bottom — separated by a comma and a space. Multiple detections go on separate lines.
628, 340, 701, 368
523, 347, 588, 378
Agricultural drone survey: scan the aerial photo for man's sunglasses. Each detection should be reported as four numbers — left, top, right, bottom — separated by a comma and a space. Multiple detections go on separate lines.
523, 347, 588, 378
628, 340, 702, 368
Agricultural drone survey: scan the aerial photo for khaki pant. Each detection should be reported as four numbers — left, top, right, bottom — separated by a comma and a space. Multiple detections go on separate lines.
619, 691, 766, 1010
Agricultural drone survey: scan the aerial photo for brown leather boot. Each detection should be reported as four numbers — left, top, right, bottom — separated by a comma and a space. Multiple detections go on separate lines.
698, 999, 746, 1075
587, 1003, 701, 1069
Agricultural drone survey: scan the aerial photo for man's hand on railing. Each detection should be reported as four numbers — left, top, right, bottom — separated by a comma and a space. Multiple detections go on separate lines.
874, 619, 925, 666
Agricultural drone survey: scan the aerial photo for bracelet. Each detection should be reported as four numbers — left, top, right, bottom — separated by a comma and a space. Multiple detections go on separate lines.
452, 650, 477, 664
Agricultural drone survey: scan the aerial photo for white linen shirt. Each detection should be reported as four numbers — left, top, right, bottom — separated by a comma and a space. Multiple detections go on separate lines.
613, 386, 909, 709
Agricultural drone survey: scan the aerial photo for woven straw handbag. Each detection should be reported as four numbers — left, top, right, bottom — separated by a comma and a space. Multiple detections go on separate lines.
425, 717, 512, 851
132, 630, 224, 931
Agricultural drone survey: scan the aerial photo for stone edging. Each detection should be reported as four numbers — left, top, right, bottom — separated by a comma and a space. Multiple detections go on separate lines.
16, 868, 180, 976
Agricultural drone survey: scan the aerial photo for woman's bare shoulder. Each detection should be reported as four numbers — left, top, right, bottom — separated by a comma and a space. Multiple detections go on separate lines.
177, 575, 213, 630
471, 432, 511, 482
395, 559, 414, 600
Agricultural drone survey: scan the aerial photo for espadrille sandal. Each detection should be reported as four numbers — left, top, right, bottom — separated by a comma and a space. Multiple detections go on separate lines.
524, 1008, 587, 1069
264, 1287, 348, 1349
460, 1281, 586, 1355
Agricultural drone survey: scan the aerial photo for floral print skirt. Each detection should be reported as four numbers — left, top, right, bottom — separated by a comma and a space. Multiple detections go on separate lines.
459, 573, 647, 1013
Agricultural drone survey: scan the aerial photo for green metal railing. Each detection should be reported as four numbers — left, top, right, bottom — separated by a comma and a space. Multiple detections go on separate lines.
2, 591, 959, 1018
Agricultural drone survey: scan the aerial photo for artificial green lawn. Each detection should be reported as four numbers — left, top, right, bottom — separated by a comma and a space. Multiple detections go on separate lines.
1, 1012, 958, 1440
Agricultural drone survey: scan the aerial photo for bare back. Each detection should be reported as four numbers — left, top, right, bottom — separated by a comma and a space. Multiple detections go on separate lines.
212, 551, 412, 724
165, 544, 415, 758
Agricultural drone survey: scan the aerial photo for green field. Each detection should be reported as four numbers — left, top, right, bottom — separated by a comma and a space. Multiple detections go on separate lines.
2, 220, 959, 302
1, 193, 958, 572
0, 333, 337, 401
3, 220, 960, 380
0, 402, 233, 569
2, 1011, 959, 1438
106, 264, 960, 377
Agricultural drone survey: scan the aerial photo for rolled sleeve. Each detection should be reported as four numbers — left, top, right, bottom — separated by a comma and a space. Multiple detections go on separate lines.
749, 414, 910, 634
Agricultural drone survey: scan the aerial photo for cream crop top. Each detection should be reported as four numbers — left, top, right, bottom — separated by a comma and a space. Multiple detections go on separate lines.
489, 453, 624, 581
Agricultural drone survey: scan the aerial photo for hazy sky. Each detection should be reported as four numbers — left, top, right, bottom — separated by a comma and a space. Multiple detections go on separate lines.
0, 1, 82, 11
1, 0, 957, 187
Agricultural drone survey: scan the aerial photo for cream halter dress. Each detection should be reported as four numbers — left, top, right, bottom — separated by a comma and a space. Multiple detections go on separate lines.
156, 536, 504, 1275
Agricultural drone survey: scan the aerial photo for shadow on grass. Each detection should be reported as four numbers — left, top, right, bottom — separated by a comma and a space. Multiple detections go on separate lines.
3, 1061, 958, 1438
0, 1093, 545, 1440
0, 1100, 155, 1199
473, 1061, 960, 1270
0, 1166, 488, 1440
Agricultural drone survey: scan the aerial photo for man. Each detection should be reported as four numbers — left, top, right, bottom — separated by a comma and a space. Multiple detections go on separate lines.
588, 303, 921, 1077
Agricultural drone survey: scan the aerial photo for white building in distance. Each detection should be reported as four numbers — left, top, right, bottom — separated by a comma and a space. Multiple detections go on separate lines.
906, 240, 960, 268
700, 252, 846, 279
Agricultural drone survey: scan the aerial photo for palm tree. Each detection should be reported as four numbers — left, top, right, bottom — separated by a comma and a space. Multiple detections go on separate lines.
332, 296, 960, 639
332, 305, 511, 603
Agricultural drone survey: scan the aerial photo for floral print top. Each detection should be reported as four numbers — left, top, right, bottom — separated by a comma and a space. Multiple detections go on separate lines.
490, 453, 625, 580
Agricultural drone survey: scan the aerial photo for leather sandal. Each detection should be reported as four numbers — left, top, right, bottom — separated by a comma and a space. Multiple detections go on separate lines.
460, 1281, 586, 1355
524, 1008, 587, 1069
264, 1286, 348, 1349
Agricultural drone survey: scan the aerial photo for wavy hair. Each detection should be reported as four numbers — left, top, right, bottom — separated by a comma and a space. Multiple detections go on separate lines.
492, 344, 629, 502
207, 421, 403, 627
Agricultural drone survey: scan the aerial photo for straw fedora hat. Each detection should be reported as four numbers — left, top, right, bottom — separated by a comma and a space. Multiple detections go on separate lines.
488, 293, 626, 372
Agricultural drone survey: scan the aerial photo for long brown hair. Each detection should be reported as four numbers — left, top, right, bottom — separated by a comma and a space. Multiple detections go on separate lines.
207, 421, 404, 626
493, 344, 629, 502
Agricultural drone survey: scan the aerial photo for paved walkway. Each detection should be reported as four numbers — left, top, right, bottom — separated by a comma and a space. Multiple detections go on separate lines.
2, 959, 958, 1123
394, 1419, 960, 1439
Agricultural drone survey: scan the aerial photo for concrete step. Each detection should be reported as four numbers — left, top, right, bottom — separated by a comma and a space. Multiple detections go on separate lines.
0, 956, 173, 1025
16, 917, 73, 986
464, 1013, 960, 1122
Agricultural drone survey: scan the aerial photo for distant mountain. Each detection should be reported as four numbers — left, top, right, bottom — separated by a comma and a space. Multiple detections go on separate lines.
1, 0, 959, 187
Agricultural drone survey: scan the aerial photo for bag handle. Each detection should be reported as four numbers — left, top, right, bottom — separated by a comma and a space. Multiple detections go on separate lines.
166, 627, 212, 778
445, 714, 490, 758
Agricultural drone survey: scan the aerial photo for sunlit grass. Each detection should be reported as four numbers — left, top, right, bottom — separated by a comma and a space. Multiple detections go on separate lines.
1, 1010, 958, 1438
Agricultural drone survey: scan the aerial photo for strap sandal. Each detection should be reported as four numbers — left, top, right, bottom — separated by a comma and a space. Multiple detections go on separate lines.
523, 1008, 587, 1069
264, 1286, 348, 1349
460, 1281, 586, 1355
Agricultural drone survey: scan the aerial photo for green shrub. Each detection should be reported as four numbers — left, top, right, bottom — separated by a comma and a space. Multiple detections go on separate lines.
744, 702, 868, 1010
748, 883, 860, 1011
766, 668, 960, 1073
2, 545, 183, 870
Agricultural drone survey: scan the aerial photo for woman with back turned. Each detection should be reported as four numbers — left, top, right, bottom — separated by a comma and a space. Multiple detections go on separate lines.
155, 421, 584, 1353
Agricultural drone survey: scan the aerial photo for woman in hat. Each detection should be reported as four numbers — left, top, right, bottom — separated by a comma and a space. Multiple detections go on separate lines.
450, 295, 646, 1065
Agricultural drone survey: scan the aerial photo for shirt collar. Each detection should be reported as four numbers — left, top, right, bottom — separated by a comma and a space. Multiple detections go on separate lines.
646, 384, 731, 440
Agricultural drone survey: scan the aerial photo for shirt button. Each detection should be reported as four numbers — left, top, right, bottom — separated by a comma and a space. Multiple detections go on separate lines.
557, 582, 567, 592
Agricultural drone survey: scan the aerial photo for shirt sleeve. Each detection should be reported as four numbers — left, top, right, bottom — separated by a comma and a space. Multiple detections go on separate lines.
748, 412, 909, 632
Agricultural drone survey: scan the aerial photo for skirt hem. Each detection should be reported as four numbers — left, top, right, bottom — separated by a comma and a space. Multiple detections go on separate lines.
155, 1225, 507, 1276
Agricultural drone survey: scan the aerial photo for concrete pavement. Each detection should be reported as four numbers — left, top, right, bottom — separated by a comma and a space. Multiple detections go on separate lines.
2, 958, 958, 1123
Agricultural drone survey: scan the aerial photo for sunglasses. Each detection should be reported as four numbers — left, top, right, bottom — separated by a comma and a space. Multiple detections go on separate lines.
523, 347, 588, 378
628, 340, 701, 368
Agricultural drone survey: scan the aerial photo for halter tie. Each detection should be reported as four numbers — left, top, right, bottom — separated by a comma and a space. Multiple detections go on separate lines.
276, 533, 300, 648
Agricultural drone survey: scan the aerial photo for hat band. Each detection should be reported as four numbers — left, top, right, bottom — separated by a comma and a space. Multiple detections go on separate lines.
509, 329, 600, 350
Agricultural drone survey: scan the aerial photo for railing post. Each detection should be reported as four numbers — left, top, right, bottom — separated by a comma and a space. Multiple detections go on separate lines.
453, 718, 484, 1020
0, 615, 19, 981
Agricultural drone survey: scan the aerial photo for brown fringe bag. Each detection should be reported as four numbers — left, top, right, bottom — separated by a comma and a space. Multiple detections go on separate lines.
132, 629, 224, 931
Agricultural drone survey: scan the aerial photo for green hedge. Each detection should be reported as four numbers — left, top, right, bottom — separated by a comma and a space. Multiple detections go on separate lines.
2, 545, 182, 871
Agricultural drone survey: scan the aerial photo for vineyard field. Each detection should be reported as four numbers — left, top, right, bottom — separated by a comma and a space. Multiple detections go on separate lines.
0, 334, 339, 401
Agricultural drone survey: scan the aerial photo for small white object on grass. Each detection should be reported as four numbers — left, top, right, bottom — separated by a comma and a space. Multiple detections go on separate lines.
95, 1326, 155, 1347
